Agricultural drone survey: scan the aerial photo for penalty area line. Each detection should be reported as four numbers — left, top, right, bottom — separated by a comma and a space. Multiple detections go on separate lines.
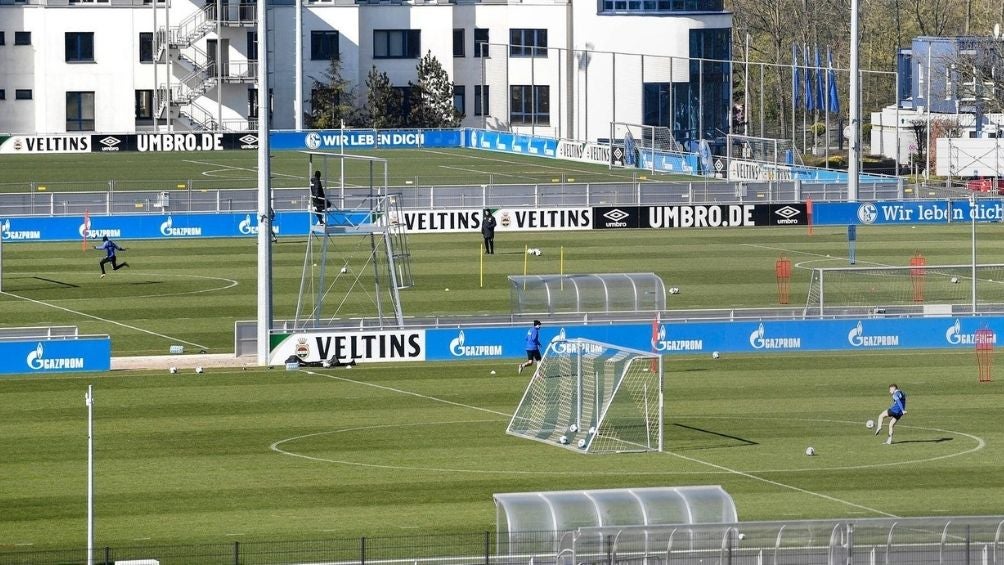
663, 449, 898, 518
301, 369, 510, 417
0, 290, 209, 350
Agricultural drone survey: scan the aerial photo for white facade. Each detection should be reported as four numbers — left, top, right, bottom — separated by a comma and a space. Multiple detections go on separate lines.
0, 0, 732, 141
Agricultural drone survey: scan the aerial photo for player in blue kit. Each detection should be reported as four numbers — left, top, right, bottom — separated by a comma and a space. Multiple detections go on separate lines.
875, 384, 907, 444
518, 320, 542, 374
95, 236, 129, 278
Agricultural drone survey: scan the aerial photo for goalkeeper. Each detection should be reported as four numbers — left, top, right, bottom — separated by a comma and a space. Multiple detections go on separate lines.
95, 235, 129, 278
874, 384, 906, 445
517, 320, 542, 374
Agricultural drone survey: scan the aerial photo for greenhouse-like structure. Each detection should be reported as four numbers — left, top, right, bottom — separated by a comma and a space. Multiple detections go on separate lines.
508, 273, 666, 315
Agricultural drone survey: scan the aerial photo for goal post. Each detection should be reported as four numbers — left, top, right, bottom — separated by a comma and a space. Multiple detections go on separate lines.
507, 338, 663, 453
609, 122, 685, 172
805, 263, 1004, 315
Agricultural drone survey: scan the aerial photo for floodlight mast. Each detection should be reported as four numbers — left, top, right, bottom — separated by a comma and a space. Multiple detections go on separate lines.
256, 0, 273, 366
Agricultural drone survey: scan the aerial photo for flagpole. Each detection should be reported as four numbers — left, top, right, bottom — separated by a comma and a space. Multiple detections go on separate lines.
849, 0, 861, 202
85, 385, 94, 565
825, 47, 830, 167
744, 32, 750, 137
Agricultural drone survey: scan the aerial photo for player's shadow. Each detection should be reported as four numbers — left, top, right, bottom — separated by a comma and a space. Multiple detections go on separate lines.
894, 437, 953, 444
23, 276, 80, 289
669, 423, 759, 451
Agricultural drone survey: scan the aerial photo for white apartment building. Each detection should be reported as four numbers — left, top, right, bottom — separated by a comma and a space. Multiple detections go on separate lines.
0, 0, 731, 142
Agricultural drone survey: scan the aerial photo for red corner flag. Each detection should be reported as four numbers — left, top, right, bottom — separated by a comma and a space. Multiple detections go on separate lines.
82, 210, 90, 252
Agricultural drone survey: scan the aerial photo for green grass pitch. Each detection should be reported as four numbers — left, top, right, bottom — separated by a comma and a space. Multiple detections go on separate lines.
2, 150, 1004, 553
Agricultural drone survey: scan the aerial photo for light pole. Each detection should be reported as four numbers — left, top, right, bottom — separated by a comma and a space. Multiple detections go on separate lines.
85, 385, 94, 565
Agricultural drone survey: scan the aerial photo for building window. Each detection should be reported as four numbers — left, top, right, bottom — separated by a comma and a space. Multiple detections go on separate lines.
374, 30, 420, 59
509, 29, 547, 57
0, 90, 6, 101
247, 31, 258, 62
15, 89, 32, 100
66, 91, 94, 130
453, 84, 465, 116
600, 0, 724, 12
65, 32, 95, 63
474, 85, 489, 116
474, 28, 489, 58
310, 30, 339, 61
135, 90, 153, 121
453, 29, 465, 58
14, 32, 31, 46
0, 33, 6, 46
248, 88, 258, 119
139, 32, 153, 63
510, 85, 549, 125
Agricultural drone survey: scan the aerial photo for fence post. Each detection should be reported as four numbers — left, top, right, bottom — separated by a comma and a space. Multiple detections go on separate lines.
361, 536, 366, 565
104, 546, 111, 565
484, 530, 490, 565
233, 540, 240, 565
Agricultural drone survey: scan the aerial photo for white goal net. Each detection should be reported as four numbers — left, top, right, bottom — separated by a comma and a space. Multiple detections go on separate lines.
805, 263, 1004, 315
507, 338, 663, 454
609, 122, 685, 170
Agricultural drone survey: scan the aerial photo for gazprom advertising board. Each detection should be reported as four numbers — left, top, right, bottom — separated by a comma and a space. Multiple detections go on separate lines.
0, 337, 111, 375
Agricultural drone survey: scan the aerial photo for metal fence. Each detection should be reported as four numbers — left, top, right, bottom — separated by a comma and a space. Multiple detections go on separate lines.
0, 180, 941, 218
4, 517, 1003, 565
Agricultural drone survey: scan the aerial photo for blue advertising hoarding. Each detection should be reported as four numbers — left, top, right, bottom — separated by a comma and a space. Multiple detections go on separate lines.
466, 129, 559, 157
0, 337, 111, 375
421, 316, 1002, 361
270, 129, 463, 151
813, 200, 1004, 226
1, 212, 318, 242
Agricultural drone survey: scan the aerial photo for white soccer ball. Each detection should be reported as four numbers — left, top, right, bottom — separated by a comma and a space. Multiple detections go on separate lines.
588, 426, 596, 435
712, 351, 720, 359
169, 367, 178, 374
577, 438, 587, 448
559, 435, 569, 445
195, 366, 204, 374
669, 287, 680, 295
805, 446, 816, 456
569, 424, 578, 433
340, 267, 348, 274
490, 370, 496, 375
866, 419, 875, 429
951, 277, 959, 284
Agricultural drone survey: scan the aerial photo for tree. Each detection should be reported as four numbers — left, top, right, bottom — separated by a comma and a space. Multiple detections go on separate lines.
408, 51, 462, 128
364, 66, 405, 129
306, 58, 360, 129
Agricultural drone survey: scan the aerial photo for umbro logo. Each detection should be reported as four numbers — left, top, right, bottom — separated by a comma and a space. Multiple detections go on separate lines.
774, 206, 801, 219
239, 134, 258, 146
603, 209, 630, 222
99, 137, 121, 148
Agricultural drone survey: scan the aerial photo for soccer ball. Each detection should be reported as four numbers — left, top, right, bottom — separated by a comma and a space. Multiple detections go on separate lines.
559, 435, 569, 445
866, 419, 875, 429
712, 351, 720, 359
577, 438, 587, 448
195, 366, 204, 374
569, 424, 578, 433
951, 277, 959, 284
805, 446, 816, 456
669, 287, 680, 295
588, 426, 596, 435
340, 267, 348, 274
169, 367, 178, 374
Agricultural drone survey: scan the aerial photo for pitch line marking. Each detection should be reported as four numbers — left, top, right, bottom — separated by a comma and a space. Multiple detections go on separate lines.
0, 290, 209, 350
276, 375, 982, 517
182, 159, 302, 180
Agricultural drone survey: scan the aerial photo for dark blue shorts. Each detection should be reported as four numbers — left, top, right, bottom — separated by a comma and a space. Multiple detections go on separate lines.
527, 349, 541, 361
889, 411, 904, 420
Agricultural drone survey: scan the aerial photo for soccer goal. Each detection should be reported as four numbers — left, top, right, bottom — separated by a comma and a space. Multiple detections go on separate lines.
507, 338, 663, 453
609, 121, 685, 170
805, 263, 1004, 315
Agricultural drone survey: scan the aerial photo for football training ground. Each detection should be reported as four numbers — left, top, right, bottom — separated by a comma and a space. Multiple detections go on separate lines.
1, 151, 1003, 555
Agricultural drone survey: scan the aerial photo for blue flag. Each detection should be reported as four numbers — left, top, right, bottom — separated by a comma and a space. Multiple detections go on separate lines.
792, 43, 800, 108
814, 45, 824, 112
827, 47, 840, 114
803, 44, 813, 111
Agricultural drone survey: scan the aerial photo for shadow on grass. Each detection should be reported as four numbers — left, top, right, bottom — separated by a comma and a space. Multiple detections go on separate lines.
669, 422, 759, 451
893, 437, 954, 445
28, 276, 80, 289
